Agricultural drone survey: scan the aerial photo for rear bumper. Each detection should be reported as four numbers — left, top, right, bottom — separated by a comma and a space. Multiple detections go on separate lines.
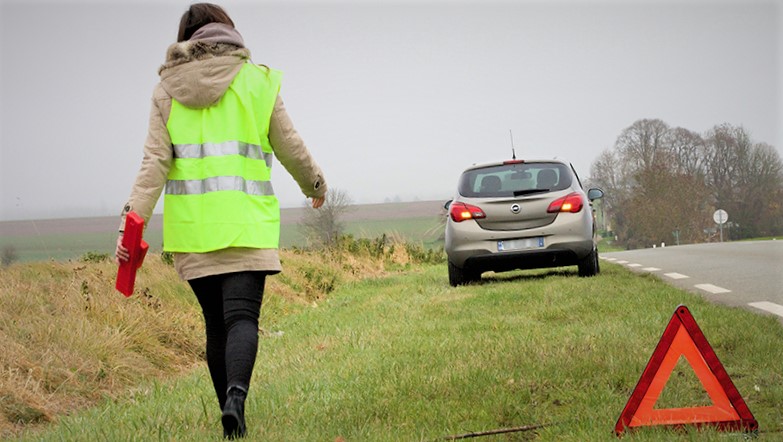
456, 240, 594, 274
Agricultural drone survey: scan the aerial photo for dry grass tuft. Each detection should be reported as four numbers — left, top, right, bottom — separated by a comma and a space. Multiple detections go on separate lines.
0, 255, 202, 437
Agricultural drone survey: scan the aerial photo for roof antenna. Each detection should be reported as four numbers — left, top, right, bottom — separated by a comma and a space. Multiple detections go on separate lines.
509, 129, 517, 160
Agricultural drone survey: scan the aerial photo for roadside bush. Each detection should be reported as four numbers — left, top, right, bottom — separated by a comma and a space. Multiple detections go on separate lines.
301, 264, 340, 296
1, 245, 18, 267
336, 234, 387, 259
160, 251, 174, 266
79, 251, 109, 263
329, 233, 443, 265
403, 242, 445, 264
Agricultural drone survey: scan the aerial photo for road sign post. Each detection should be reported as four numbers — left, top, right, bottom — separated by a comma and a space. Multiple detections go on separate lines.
713, 210, 728, 242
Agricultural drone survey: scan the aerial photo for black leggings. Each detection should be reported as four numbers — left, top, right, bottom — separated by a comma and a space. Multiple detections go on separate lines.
188, 271, 267, 409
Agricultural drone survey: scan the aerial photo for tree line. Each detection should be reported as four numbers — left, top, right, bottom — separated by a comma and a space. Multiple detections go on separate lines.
590, 119, 783, 249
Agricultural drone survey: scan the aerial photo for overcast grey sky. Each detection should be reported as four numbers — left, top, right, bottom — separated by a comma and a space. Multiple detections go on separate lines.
1, 0, 780, 221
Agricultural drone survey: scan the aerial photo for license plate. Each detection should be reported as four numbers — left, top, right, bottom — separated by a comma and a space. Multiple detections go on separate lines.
497, 237, 544, 251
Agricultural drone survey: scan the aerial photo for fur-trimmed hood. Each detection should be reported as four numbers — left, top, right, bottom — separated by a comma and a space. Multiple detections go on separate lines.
159, 23, 251, 109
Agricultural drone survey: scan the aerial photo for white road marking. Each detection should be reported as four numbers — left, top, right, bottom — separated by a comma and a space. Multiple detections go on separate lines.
604, 256, 781, 322
695, 284, 731, 294
748, 302, 783, 318
664, 272, 689, 280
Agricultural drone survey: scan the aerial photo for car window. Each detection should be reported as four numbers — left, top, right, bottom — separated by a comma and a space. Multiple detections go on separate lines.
458, 163, 572, 197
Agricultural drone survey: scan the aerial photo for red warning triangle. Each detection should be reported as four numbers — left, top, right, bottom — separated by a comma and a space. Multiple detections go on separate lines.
615, 305, 757, 435
115, 211, 149, 297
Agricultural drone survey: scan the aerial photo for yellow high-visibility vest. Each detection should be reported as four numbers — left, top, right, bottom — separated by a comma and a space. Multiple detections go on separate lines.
163, 64, 282, 253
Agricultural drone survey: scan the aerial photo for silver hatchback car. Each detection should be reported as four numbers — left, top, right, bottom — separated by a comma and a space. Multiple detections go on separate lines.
444, 159, 604, 286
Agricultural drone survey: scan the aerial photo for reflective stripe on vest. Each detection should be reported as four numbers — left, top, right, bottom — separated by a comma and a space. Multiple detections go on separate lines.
163, 64, 282, 253
172, 141, 274, 167
166, 177, 274, 196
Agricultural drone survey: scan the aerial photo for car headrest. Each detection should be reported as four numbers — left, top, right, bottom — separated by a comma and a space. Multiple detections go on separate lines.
537, 169, 558, 189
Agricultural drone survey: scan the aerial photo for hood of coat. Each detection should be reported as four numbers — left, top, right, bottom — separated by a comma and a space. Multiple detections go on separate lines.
159, 23, 251, 109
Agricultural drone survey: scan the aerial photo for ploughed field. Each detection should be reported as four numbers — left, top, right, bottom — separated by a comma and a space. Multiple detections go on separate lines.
0, 200, 446, 262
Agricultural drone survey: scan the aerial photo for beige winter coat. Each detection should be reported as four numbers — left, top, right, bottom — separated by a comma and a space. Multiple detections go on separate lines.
119, 24, 326, 280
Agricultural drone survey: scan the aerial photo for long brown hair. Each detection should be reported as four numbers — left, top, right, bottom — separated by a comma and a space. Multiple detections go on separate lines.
177, 3, 235, 42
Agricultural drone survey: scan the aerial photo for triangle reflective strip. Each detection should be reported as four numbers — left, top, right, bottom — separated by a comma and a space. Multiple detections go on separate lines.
615, 305, 758, 435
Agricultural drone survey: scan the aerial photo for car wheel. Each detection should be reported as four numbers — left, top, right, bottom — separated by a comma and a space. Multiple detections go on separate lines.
448, 261, 477, 286
578, 246, 599, 277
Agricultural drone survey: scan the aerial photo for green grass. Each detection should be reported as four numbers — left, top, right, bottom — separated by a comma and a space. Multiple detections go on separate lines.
15, 263, 783, 441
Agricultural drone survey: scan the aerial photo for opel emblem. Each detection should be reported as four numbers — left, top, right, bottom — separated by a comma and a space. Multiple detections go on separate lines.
510, 204, 521, 214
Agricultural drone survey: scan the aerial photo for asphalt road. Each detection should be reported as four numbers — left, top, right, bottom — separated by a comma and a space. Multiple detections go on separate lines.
603, 240, 783, 324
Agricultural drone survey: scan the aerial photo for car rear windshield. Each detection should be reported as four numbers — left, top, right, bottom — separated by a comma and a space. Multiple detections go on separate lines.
458, 162, 573, 198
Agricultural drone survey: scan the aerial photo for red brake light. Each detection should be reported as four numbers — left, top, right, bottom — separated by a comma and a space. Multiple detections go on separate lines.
503, 159, 525, 165
547, 192, 584, 213
449, 202, 486, 222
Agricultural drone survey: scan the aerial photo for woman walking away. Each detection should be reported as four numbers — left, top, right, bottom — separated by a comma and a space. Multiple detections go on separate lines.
115, 3, 327, 438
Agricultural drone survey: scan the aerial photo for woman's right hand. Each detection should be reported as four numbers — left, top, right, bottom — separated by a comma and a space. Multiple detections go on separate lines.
311, 196, 325, 209
115, 234, 129, 265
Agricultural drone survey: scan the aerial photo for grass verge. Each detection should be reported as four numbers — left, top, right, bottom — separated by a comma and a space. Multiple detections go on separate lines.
12, 261, 783, 441
0, 237, 443, 438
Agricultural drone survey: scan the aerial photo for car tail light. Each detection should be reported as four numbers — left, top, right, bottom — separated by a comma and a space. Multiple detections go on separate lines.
503, 159, 525, 165
449, 202, 486, 222
547, 192, 584, 213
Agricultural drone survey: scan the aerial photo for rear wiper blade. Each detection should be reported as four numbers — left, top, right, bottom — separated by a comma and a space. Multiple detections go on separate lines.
513, 188, 550, 196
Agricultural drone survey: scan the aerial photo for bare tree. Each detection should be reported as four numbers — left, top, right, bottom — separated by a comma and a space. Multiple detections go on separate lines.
604, 119, 681, 246
590, 149, 625, 211
751, 143, 783, 236
615, 118, 671, 173
300, 188, 353, 248
668, 127, 707, 177
703, 124, 783, 238
624, 165, 711, 248
704, 124, 752, 206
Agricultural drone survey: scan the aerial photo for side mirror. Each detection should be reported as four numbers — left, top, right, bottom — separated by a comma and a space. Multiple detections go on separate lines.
444, 200, 453, 210
587, 188, 604, 201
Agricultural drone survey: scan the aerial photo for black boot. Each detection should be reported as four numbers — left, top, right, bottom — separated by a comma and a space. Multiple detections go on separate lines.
222, 385, 247, 439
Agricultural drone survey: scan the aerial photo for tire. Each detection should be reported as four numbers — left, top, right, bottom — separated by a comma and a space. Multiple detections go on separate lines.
578, 246, 599, 277
448, 261, 478, 286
